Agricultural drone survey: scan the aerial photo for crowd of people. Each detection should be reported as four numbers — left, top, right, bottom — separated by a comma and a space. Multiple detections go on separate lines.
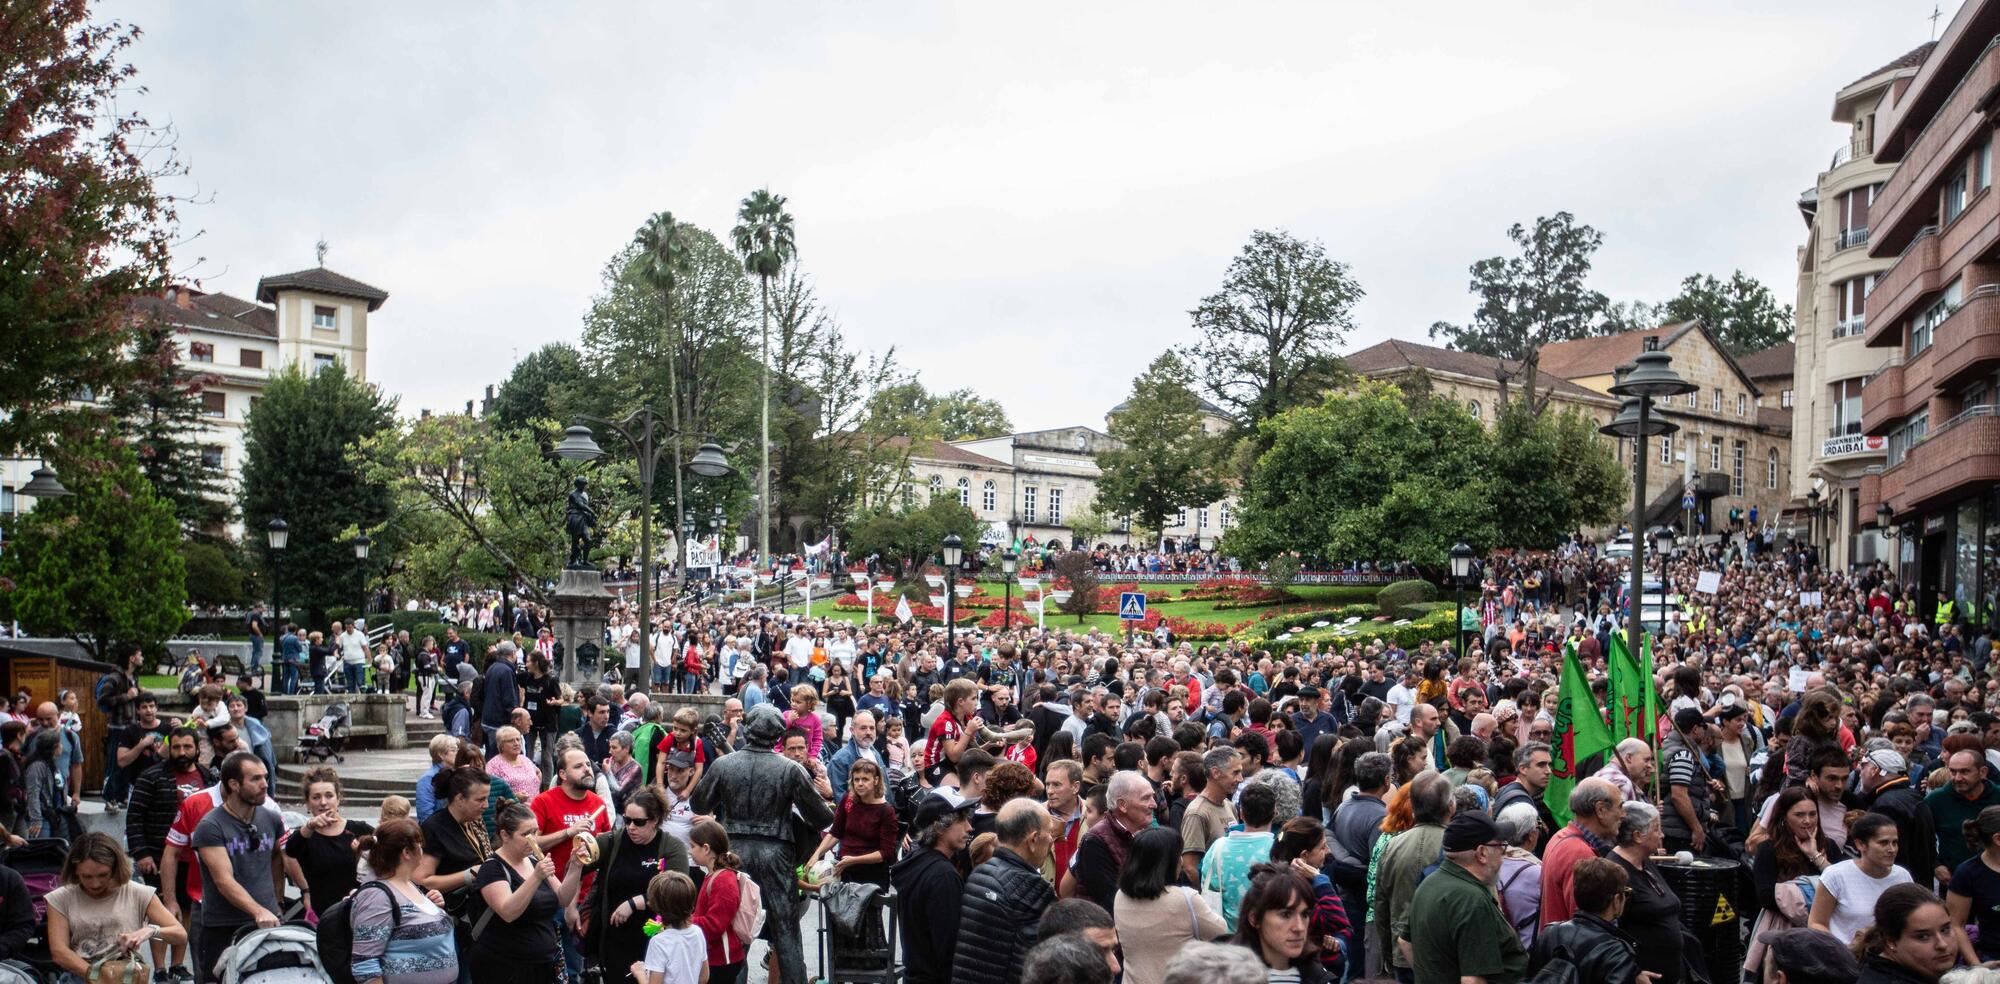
14, 531, 2000, 984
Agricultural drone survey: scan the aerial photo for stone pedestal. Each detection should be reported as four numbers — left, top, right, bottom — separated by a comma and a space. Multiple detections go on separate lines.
552, 567, 614, 690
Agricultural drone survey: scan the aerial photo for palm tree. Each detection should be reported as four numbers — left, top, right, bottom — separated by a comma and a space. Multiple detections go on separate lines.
731, 188, 796, 566
634, 211, 693, 589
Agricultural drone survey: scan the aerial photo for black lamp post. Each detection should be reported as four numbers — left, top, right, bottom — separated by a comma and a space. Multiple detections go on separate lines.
1806, 487, 1822, 563
1600, 350, 1697, 662
942, 533, 964, 654
1449, 541, 1475, 656
555, 412, 735, 688
352, 534, 372, 616
1001, 550, 1019, 632
1647, 526, 1675, 636
19, 466, 72, 499
266, 517, 289, 633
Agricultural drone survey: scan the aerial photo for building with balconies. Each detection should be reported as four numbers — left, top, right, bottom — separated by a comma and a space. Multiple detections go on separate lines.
1792, 42, 1931, 570
1858, 5, 2000, 622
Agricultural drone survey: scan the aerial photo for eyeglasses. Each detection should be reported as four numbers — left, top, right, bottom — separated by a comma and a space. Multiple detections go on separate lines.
624, 815, 655, 826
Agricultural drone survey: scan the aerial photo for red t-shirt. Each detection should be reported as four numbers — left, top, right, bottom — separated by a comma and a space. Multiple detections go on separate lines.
166, 787, 223, 902
922, 712, 963, 771
654, 734, 707, 766
531, 787, 609, 883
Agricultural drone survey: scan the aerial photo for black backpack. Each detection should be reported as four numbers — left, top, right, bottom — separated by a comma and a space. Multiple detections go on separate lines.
316, 881, 401, 984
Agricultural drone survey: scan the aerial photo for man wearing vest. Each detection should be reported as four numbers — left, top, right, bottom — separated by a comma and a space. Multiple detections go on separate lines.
1661, 709, 1718, 856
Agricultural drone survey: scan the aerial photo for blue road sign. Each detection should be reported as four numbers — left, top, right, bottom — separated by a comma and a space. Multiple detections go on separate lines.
1119, 591, 1147, 620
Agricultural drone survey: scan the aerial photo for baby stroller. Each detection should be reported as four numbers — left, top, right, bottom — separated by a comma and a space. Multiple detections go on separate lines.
215, 925, 327, 984
2, 837, 71, 980
295, 702, 350, 763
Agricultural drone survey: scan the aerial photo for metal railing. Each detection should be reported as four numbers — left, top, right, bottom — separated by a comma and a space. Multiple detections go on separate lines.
1833, 316, 1868, 338
1940, 402, 2000, 431
1837, 226, 1871, 250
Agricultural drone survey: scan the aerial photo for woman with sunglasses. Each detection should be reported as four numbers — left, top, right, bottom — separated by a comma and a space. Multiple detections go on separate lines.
579, 788, 690, 984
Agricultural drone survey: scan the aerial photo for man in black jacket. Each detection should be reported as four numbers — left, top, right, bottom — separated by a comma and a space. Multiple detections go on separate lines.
1861, 746, 1939, 890
125, 726, 212, 974
892, 796, 974, 984
952, 797, 1056, 984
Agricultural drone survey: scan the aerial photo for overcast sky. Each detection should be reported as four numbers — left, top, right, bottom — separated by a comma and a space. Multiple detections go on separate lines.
112, 0, 1957, 432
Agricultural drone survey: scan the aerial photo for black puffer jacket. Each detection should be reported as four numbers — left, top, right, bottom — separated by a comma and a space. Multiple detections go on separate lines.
1530, 911, 1645, 984
950, 847, 1054, 984
126, 760, 215, 865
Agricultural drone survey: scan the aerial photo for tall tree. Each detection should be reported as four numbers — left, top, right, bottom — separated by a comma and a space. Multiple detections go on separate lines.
488, 342, 586, 431
1185, 229, 1361, 448
1430, 212, 1611, 364
106, 313, 229, 534
1488, 402, 1628, 548
931, 390, 1012, 441
0, 1, 180, 457
732, 188, 797, 565
0, 441, 187, 658
1659, 271, 1794, 356
1097, 352, 1225, 547
634, 210, 696, 586
238, 364, 396, 626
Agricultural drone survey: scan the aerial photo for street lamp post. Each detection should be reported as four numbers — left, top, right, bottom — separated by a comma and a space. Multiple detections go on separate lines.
1599, 350, 1696, 668
1449, 542, 1475, 657
1648, 526, 1674, 637
554, 411, 734, 685
266, 517, 289, 649
942, 533, 963, 654
352, 534, 372, 617
1001, 550, 1019, 632
18, 466, 72, 499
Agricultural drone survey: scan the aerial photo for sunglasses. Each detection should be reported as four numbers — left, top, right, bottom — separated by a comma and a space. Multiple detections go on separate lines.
624, 814, 655, 826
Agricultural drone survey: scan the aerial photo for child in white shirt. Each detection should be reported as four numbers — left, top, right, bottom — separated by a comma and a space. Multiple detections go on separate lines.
634, 871, 708, 984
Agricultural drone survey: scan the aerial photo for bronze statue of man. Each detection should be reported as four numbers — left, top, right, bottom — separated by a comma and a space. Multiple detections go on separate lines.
564, 475, 598, 568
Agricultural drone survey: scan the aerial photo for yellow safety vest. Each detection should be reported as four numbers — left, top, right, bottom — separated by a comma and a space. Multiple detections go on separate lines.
1937, 599, 1956, 625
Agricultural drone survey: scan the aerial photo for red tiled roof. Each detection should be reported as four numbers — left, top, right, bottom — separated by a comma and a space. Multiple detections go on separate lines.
255, 267, 389, 310
1736, 342, 1795, 380
1845, 41, 1935, 90
1534, 322, 1701, 381
129, 290, 278, 338
1346, 338, 1614, 402
884, 436, 1010, 469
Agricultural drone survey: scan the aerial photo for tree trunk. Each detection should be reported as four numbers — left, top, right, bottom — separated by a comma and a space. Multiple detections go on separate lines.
667, 310, 687, 593
759, 275, 772, 566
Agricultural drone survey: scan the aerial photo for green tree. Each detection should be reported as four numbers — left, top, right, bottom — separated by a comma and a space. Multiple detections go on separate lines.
1225, 381, 1497, 568
1659, 271, 1794, 356
354, 413, 635, 610
238, 364, 396, 626
1488, 402, 1628, 549
488, 343, 586, 431
732, 188, 798, 564
0, 2, 179, 457
179, 540, 245, 608
1186, 230, 1361, 446
1430, 212, 1611, 363
1098, 352, 1225, 546
932, 390, 1012, 441
0, 443, 187, 658
1065, 501, 1114, 551
843, 496, 983, 580
106, 313, 230, 534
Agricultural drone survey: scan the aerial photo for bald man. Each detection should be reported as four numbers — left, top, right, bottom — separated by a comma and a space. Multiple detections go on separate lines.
32, 702, 81, 809
953, 798, 1057, 984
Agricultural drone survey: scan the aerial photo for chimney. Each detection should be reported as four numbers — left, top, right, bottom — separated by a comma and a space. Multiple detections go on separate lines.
420, 409, 431, 420
466, 400, 474, 415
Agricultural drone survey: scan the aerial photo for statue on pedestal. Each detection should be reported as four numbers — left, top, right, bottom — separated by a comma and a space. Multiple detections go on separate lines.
564, 476, 599, 569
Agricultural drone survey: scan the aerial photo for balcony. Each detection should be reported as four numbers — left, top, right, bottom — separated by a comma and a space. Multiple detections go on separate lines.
1871, 38, 2000, 253
1933, 284, 2000, 389
1836, 227, 1871, 251
1833, 315, 1869, 338
1864, 226, 1941, 346
1863, 348, 1935, 435
1877, 404, 2000, 512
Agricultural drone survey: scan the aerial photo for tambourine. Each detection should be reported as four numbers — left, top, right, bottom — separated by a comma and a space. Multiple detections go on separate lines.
573, 831, 601, 866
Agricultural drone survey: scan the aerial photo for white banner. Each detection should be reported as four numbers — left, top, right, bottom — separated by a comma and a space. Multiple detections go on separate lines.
895, 596, 913, 624
687, 537, 722, 568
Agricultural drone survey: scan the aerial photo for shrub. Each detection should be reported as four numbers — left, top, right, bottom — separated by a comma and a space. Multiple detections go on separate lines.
1376, 579, 1439, 618
1252, 604, 1456, 656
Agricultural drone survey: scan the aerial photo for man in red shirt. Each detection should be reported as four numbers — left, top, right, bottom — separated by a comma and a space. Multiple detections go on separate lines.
1539, 777, 1624, 926
533, 746, 610, 982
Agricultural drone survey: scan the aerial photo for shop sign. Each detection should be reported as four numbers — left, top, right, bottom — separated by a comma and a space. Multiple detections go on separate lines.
1821, 434, 1886, 459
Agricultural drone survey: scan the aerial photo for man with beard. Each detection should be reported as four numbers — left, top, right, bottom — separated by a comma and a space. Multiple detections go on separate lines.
532, 746, 611, 984
190, 752, 287, 983
126, 726, 211, 975
693, 704, 835, 984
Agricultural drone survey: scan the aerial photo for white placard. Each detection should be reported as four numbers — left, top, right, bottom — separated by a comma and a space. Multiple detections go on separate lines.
1788, 666, 1810, 692
1695, 570, 1722, 595
1800, 591, 1824, 608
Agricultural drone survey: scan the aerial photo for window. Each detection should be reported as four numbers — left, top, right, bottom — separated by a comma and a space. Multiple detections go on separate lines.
1946, 169, 1971, 223
1768, 448, 1781, 490
71, 385, 94, 403
201, 445, 224, 472
200, 391, 226, 418
1686, 391, 1698, 408
1912, 279, 1962, 356
956, 476, 969, 507
312, 353, 336, 374
901, 483, 914, 506
1023, 486, 1038, 524
1709, 437, 1723, 471
1198, 507, 1209, 530
1889, 409, 1931, 466
1981, 139, 1993, 191
1467, 400, 1481, 420
0, 486, 13, 515
239, 348, 263, 369
1049, 488, 1064, 525
928, 475, 943, 500
982, 480, 996, 512
1220, 502, 1230, 528
1659, 435, 1672, 465
1835, 276, 1875, 337
1830, 378, 1865, 436
1712, 388, 1723, 411
1174, 507, 1187, 529
313, 305, 337, 330
188, 341, 214, 363
1782, 389, 1795, 408
1732, 440, 1746, 496
1736, 393, 1748, 416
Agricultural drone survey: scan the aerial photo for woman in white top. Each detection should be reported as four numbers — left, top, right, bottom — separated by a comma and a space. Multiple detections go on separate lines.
1114, 827, 1227, 984
45, 833, 185, 984
1810, 813, 1912, 944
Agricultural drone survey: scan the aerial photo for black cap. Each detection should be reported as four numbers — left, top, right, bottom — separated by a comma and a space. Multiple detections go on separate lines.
1757, 927, 1860, 981
1298, 686, 1320, 700
1442, 810, 1500, 852
1672, 707, 1706, 734
909, 793, 974, 831
664, 750, 696, 770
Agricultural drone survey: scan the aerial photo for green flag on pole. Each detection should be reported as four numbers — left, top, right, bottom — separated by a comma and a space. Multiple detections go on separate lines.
1607, 630, 1656, 744
1546, 640, 1616, 827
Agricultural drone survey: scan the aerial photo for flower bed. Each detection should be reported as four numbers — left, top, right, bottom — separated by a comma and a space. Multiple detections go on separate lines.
1180, 576, 1298, 607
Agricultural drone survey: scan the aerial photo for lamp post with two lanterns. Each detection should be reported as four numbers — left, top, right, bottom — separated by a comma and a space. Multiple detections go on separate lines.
1598, 350, 1698, 659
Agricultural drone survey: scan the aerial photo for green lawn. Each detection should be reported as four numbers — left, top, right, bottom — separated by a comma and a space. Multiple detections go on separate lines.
775, 582, 1383, 634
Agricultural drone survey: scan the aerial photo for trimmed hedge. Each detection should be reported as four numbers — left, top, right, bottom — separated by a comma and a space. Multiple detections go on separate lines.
1252, 604, 1457, 656
358, 615, 506, 671
1377, 579, 1439, 619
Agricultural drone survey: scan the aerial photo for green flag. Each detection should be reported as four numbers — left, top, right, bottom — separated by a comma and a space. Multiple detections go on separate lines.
1546, 641, 1616, 827
1607, 630, 1656, 744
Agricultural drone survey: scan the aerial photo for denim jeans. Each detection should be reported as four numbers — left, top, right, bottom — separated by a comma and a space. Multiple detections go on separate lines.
248, 636, 265, 673
343, 662, 366, 694
101, 733, 128, 806
278, 662, 299, 695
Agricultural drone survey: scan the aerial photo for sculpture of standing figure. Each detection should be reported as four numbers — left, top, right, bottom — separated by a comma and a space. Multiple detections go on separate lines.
564, 475, 599, 569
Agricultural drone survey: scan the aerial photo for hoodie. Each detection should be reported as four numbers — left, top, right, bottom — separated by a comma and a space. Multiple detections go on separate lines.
891, 846, 963, 984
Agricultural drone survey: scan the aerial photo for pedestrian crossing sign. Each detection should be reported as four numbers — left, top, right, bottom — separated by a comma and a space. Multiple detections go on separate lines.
1119, 592, 1147, 620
